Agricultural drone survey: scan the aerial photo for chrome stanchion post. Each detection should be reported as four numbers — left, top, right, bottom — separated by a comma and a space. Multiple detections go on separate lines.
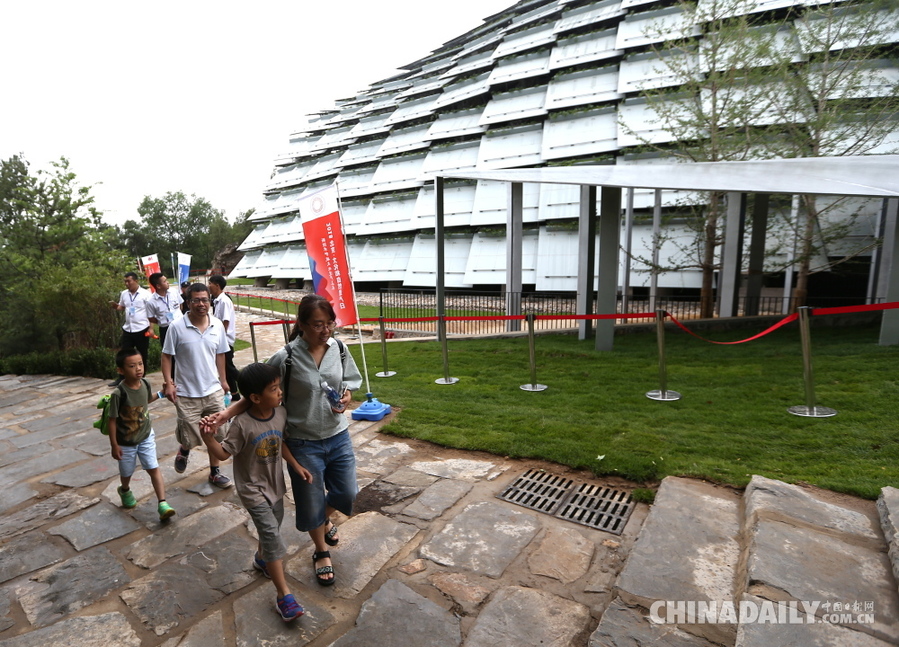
251, 323, 259, 363
376, 316, 397, 378
788, 307, 837, 417
282, 321, 290, 344
520, 314, 547, 392
646, 309, 681, 401
434, 315, 458, 385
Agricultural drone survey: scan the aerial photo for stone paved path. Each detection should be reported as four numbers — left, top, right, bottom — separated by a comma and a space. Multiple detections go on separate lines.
1, 309, 896, 646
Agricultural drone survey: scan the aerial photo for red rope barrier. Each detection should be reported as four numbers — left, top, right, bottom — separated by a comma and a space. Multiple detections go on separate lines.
667, 313, 799, 345
811, 301, 899, 316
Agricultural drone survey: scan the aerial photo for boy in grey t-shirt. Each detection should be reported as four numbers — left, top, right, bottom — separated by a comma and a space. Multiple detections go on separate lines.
201, 363, 312, 622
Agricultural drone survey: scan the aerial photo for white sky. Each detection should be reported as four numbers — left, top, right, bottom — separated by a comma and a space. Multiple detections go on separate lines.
0, 1, 514, 226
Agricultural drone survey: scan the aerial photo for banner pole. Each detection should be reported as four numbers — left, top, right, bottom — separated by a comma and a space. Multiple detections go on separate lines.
646, 310, 681, 401
520, 314, 547, 392
376, 316, 396, 378
788, 307, 837, 417
435, 316, 458, 385
251, 323, 259, 363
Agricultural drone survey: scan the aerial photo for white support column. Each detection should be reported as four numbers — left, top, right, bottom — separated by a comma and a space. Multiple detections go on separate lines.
719, 192, 747, 318
745, 193, 769, 316
577, 185, 597, 340
621, 188, 634, 316
595, 186, 621, 351
878, 198, 899, 345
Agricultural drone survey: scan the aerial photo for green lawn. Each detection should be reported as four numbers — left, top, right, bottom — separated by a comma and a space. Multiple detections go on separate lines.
345, 321, 899, 499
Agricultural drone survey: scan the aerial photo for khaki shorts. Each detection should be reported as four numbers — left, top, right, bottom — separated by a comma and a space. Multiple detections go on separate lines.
175, 389, 228, 448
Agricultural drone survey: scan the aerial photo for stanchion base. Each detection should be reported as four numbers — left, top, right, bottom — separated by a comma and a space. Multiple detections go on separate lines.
520, 384, 548, 392
646, 390, 681, 401
375, 371, 397, 378
351, 396, 392, 421
435, 377, 459, 385
788, 405, 837, 418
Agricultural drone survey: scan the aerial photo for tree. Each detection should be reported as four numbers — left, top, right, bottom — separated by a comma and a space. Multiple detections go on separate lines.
118, 192, 250, 273
0, 155, 128, 356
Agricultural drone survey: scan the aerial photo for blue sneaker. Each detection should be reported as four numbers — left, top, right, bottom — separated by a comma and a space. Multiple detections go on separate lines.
276, 594, 304, 621
253, 553, 270, 578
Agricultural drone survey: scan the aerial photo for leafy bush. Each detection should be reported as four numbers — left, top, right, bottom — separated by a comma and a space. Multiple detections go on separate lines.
0, 343, 162, 379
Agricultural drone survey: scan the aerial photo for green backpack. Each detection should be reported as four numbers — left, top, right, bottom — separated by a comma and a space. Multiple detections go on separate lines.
94, 380, 151, 435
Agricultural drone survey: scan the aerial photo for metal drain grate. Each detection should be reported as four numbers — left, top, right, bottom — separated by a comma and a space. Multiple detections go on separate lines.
497, 470, 635, 535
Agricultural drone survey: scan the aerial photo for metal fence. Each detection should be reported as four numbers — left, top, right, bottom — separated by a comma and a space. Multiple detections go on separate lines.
378, 289, 877, 336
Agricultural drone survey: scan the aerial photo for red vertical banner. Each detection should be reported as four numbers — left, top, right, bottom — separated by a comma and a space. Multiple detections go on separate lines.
140, 254, 161, 291
299, 185, 359, 327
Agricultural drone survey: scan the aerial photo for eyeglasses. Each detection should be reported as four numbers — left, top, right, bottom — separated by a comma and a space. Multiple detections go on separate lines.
190, 298, 211, 305
306, 321, 336, 332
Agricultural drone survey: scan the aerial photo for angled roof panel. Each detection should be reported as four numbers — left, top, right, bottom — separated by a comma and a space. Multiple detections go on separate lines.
395, 76, 450, 101
338, 139, 387, 168
300, 152, 343, 183
615, 6, 698, 50
369, 154, 428, 193
377, 124, 433, 157
265, 161, 313, 192
229, 249, 263, 278
254, 189, 303, 221
480, 85, 548, 126
358, 194, 419, 235
618, 97, 683, 146
348, 112, 394, 139
510, 0, 564, 30
546, 66, 621, 109
442, 50, 496, 80
550, 29, 623, 69
618, 51, 697, 93
462, 231, 539, 284
538, 182, 586, 220
309, 125, 356, 154
413, 183, 478, 229
335, 165, 379, 198
487, 51, 552, 85
384, 94, 441, 127
353, 240, 414, 282
543, 107, 619, 159
421, 141, 481, 178
427, 107, 488, 141
476, 124, 544, 169
270, 244, 310, 280
403, 235, 473, 288
339, 199, 370, 235
471, 179, 540, 225
435, 72, 492, 110
555, 0, 626, 35
246, 245, 290, 278
493, 24, 557, 60
258, 215, 304, 246
238, 223, 268, 250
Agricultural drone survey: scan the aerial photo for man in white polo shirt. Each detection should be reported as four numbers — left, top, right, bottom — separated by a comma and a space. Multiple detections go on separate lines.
208, 274, 239, 401
109, 271, 151, 387
146, 272, 184, 348
161, 282, 232, 488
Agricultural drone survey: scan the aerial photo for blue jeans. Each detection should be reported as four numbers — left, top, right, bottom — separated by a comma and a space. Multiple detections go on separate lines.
284, 429, 357, 532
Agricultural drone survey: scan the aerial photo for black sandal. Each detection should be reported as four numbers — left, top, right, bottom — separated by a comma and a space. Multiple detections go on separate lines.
313, 551, 335, 586
324, 521, 339, 546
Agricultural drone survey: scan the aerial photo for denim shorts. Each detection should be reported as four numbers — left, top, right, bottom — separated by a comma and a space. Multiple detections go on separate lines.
284, 429, 357, 533
118, 430, 160, 478
247, 498, 286, 563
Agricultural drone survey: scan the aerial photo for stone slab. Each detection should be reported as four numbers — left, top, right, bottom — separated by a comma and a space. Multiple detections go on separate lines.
382, 466, 440, 488
746, 516, 899, 642
528, 526, 595, 584
0, 531, 70, 584
120, 561, 224, 636
0, 483, 36, 515
48, 501, 141, 551
876, 486, 899, 589
127, 502, 249, 568
0, 612, 140, 647
16, 547, 130, 628
0, 491, 98, 542
420, 501, 540, 578
408, 458, 498, 481
285, 511, 419, 598
181, 531, 259, 594
589, 598, 720, 647
0, 445, 42, 469
159, 610, 225, 647
736, 593, 893, 647
401, 478, 472, 521
355, 480, 422, 514
185, 463, 236, 496
615, 476, 739, 644
56, 429, 111, 456
40, 455, 119, 488
331, 578, 461, 647
127, 486, 207, 527
0, 448, 90, 487
465, 585, 591, 647
746, 474, 879, 540
429, 572, 493, 614
233, 578, 334, 647
354, 438, 415, 475
0, 588, 12, 633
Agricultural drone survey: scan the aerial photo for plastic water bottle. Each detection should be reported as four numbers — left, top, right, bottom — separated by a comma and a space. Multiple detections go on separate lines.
224, 391, 232, 407
321, 382, 345, 412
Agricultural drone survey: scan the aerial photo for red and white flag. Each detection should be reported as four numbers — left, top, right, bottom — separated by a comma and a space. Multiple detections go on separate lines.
140, 254, 161, 290
299, 185, 358, 328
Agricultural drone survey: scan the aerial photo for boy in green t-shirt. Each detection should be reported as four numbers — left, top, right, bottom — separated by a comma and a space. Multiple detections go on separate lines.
108, 347, 176, 521
201, 362, 311, 622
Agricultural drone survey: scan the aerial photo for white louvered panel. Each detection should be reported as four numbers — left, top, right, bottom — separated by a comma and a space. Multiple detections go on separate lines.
704, 25, 802, 71
421, 142, 481, 179
427, 108, 488, 141
377, 124, 432, 158
542, 108, 618, 160
369, 155, 428, 193
476, 125, 544, 170
470, 179, 540, 226
461, 232, 539, 285
538, 182, 587, 221
238, 223, 269, 251
442, 50, 495, 80
493, 23, 557, 59
265, 162, 312, 192
480, 85, 548, 126
354, 240, 414, 282
403, 235, 473, 288
358, 195, 419, 236
336, 166, 378, 198
796, 9, 899, 53
355, 92, 400, 117
274, 134, 321, 166
413, 183, 477, 229
255, 190, 303, 221
339, 200, 370, 237
621, 0, 662, 8
301, 153, 343, 183
487, 51, 551, 85
697, 0, 837, 20
396, 76, 449, 100
338, 140, 386, 168
534, 229, 590, 291
309, 126, 355, 154
384, 94, 440, 127
348, 113, 393, 139
511, 1, 563, 31
270, 245, 310, 280
452, 28, 507, 62
615, 157, 700, 209
546, 66, 621, 110
435, 72, 492, 110
246, 246, 290, 278
549, 30, 623, 70
615, 7, 698, 50
554, 0, 625, 35
618, 52, 698, 93
230, 249, 263, 278
617, 98, 682, 146
626, 223, 703, 288
259, 215, 303, 246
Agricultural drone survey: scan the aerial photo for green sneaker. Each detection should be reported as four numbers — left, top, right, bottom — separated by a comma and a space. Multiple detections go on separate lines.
158, 501, 176, 521
118, 486, 137, 509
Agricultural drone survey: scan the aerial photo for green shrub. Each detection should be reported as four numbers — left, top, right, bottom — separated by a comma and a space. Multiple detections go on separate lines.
0, 343, 161, 379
